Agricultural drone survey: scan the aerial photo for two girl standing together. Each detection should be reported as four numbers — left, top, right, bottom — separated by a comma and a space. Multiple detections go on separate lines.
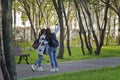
31, 24, 60, 72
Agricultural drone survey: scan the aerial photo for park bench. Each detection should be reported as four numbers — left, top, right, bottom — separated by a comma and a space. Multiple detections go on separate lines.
12, 46, 30, 64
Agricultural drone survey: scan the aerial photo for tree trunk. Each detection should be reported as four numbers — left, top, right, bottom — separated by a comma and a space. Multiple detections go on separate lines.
0, 55, 10, 80
95, 0, 110, 55
13, 0, 16, 31
118, 16, 120, 45
80, 3, 92, 54
1, 0, 17, 80
57, 16, 64, 58
20, 0, 37, 39
106, 15, 111, 46
83, 2, 99, 55
52, 0, 64, 58
79, 32, 85, 55
0, 1, 10, 79
102, 0, 120, 45
113, 16, 116, 44
74, 0, 85, 55
61, 0, 71, 56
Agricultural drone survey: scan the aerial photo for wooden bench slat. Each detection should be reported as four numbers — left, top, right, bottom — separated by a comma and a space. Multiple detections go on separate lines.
12, 46, 30, 64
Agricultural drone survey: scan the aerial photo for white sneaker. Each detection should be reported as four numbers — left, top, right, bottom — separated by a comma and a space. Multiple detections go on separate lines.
31, 64, 37, 72
50, 68, 56, 72
55, 68, 59, 72
37, 67, 44, 71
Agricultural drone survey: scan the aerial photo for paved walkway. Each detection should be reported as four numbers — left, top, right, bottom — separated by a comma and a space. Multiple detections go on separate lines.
0, 57, 120, 80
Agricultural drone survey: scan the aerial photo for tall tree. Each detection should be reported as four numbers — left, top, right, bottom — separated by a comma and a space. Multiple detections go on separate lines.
13, 0, 16, 31
96, 0, 110, 55
74, 0, 85, 55
61, 0, 71, 56
19, 0, 37, 39
101, 0, 120, 45
80, 1, 93, 54
0, 1, 11, 80
52, 0, 64, 58
106, 11, 111, 46
1, 0, 17, 80
77, 0, 93, 55
81, 0, 110, 55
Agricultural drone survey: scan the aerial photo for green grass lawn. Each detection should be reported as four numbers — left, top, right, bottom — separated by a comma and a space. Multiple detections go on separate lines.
16, 45, 120, 64
17, 45, 120, 80
24, 66, 120, 80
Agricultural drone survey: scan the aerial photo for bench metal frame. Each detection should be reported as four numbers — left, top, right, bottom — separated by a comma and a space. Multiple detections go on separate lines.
12, 46, 30, 64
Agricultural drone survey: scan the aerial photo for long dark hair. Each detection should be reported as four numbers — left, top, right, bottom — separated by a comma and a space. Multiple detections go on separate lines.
46, 28, 51, 35
38, 28, 46, 39
45, 28, 52, 41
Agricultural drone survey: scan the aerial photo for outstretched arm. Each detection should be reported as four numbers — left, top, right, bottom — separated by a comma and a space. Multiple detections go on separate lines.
54, 24, 60, 34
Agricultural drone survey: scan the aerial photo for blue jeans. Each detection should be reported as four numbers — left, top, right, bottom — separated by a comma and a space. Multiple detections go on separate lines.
34, 54, 42, 67
46, 45, 58, 68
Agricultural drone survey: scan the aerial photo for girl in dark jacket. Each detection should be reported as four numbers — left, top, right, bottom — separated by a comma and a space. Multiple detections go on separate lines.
46, 24, 60, 72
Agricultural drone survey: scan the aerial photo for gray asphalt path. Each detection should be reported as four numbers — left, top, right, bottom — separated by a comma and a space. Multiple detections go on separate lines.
0, 57, 120, 80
